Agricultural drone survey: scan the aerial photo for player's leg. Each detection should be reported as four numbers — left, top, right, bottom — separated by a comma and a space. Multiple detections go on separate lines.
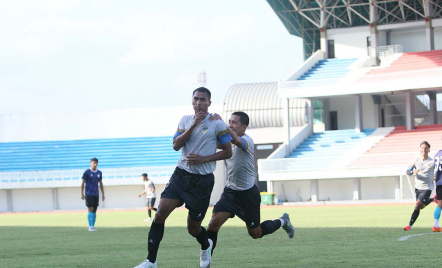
433, 186, 442, 232
404, 189, 427, 230
87, 206, 94, 230
91, 196, 99, 229
151, 198, 157, 212
207, 212, 231, 255
146, 198, 152, 221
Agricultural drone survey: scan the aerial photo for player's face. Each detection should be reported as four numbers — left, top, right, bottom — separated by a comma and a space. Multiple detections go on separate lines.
141, 176, 146, 181
90, 161, 98, 170
420, 144, 430, 156
229, 115, 246, 135
192, 91, 211, 114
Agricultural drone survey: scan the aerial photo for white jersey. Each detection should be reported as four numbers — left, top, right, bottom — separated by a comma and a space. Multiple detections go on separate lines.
175, 114, 232, 175
225, 134, 256, 191
410, 156, 435, 190
144, 180, 156, 198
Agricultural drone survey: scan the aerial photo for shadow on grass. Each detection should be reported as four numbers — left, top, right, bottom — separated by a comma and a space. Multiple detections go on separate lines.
0, 226, 440, 268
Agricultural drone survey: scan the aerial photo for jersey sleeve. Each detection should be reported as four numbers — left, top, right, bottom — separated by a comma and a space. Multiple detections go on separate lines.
215, 121, 232, 145
174, 116, 187, 139
98, 171, 102, 181
82, 170, 88, 181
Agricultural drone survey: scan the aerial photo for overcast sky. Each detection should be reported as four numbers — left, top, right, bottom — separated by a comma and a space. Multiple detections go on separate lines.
0, 0, 303, 114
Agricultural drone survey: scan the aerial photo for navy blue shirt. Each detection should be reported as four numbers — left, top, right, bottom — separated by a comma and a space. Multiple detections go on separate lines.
82, 169, 102, 196
434, 150, 442, 186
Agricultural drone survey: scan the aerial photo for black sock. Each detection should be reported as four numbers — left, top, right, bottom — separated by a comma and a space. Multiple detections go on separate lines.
260, 219, 282, 238
147, 221, 164, 263
195, 227, 210, 250
207, 230, 218, 256
409, 210, 420, 226
148, 210, 151, 218
153, 208, 157, 212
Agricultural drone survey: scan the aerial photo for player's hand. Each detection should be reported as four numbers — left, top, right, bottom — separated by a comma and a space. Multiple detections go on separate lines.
192, 107, 206, 127
81, 194, 85, 200
209, 113, 223, 122
186, 153, 206, 165
414, 169, 419, 174
102, 195, 105, 201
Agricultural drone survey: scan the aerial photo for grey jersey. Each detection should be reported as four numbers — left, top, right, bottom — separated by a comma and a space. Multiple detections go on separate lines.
175, 114, 231, 175
225, 134, 256, 191
410, 156, 435, 190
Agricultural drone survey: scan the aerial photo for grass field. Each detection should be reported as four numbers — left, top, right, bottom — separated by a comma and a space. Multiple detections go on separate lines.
1, 204, 441, 268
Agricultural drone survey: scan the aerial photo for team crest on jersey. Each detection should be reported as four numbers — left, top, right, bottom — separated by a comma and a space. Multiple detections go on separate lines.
202, 126, 208, 134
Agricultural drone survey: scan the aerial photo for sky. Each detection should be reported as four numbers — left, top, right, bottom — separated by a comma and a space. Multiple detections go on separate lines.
0, 0, 304, 115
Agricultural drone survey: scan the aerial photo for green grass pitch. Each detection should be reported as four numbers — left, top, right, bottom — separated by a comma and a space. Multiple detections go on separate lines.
1, 204, 441, 268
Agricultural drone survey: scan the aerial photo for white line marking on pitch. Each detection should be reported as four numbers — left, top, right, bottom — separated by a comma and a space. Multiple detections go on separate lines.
398, 232, 442, 241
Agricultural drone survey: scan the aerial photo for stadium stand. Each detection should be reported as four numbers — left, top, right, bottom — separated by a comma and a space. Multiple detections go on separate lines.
0, 136, 180, 172
297, 58, 357, 85
351, 125, 442, 167
285, 129, 376, 170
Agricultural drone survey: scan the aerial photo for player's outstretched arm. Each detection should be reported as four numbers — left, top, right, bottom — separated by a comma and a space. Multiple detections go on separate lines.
138, 189, 146, 198
186, 142, 233, 165
99, 180, 105, 201
81, 180, 85, 200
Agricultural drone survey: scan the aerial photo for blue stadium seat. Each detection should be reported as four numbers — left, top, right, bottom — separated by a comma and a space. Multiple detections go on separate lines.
285, 129, 376, 171
0, 136, 181, 172
297, 58, 357, 85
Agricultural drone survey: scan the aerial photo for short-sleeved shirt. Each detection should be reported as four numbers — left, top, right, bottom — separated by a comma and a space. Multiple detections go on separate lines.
409, 157, 435, 190
144, 179, 156, 198
225, 134, 256, 191
434, 150, 442, 186
174, 114, 232, 175
82, 169, 102, 196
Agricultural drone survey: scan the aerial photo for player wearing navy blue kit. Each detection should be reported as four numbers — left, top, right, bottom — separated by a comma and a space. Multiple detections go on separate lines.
81, 158, 105, 232
432, 147, 442, 232
134, 87, 232, 268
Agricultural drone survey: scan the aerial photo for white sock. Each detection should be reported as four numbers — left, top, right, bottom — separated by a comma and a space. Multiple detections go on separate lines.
435, 219, 440, 228
279, 218, 285, 226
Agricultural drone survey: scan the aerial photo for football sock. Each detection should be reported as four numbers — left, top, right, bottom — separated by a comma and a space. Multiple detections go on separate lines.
409, 209, 420, 226
148, 210, 152, 218
153, 208, 157, 212
279, 218, 286, 226
207, 230, 218, 256
147, 221, 165, 263
195, 226, 210, 250
87, 212, 93, 227
260, 219, 282, 238
92, 212, 96, 226
434, 207, 441, 227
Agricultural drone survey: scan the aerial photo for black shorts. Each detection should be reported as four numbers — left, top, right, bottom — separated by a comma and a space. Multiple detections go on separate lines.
436, 185, 442, 200
415, 189, 432, 203
146, 197, 156, 207
85, 195, 99, 208
213, 184, 261, 229
161, 167, 214, 221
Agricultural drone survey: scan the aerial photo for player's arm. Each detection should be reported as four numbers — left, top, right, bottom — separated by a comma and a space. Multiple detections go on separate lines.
81, 179, 86, 200
406, 165, 415, 175
186, 141, 232, 165
173, 112, 206, 151
138, 189, 146, 198
151, 186, 156, 193
99, 180, 105, 201
209, 113, 244, 148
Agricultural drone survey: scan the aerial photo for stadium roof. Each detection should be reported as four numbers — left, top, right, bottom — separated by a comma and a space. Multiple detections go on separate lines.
267, 0, 442, 58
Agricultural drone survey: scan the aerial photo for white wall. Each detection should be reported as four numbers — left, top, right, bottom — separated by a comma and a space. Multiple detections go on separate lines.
390, 28, 427, 53
0, 190, 8, 212
435, 27, 442, 50
319, 179, 354, 201
327, 27, 370, 59
0, 103, 222, 142
273, 180, 311, 202
378, 30, 388, 46
11, 188, 53, 212
329, 96, 356, 130
361, 177, 396, 200
362, 94, 376, 129
58, 188, 86, 210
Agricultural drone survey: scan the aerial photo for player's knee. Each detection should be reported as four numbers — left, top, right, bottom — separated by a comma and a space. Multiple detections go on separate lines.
154, 210, 167, 223
208, 220, 220, 232
248, 229, 261, 239
187, 226, 200, 237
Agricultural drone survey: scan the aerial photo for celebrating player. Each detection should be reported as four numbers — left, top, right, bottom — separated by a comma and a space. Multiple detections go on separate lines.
139, 173, 157, 222
134, 87, 232, 268
403, 141, 435, 231
432, 145, 442, 232
207, 112, 294, 258
81, 158, 105, 232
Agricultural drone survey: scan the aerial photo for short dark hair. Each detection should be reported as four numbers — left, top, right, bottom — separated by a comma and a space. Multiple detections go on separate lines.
141, 173, 148, 178
232, 111, 249, 126
90, 158, 98, 163
420, 141, 430, 149
193, 87, 211, 100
